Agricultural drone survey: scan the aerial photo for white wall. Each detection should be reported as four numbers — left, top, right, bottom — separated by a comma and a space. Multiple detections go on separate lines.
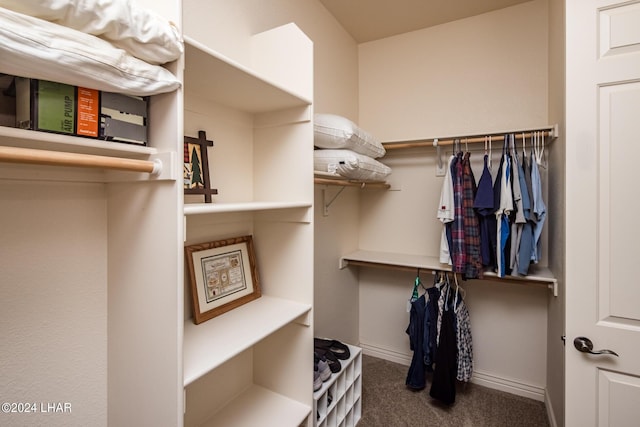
358, 0, 549, 141
356, 0, 551, 399
0, 182, 107, 427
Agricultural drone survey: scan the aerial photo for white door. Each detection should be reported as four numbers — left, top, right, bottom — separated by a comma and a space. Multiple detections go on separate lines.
566, 0, 640, 425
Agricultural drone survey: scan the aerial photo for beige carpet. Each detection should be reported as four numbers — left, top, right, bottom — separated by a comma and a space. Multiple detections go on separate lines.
358, 355, 550, 427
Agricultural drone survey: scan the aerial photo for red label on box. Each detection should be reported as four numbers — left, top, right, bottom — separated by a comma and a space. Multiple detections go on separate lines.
76, 87, 99, 137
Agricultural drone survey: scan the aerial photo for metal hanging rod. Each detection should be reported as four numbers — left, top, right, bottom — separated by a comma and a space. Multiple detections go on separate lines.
382, 124, 558, 150
0, 146, 162, 175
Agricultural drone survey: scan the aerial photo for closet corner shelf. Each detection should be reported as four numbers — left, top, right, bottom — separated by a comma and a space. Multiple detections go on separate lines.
184, 36, 312, 113
198, 384, 310, 427
183, 295, 312, 386
0, 126, 157, 157
184, 201, 312, 216
314, 172, 390, 189
339, 250, 558, 296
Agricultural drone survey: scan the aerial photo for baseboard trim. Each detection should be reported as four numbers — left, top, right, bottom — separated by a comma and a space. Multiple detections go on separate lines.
472, 370, 545, 402
359, 341, 546, 402
360, 342, 411, 366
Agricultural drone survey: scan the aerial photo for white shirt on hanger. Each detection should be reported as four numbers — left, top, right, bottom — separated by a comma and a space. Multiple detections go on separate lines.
438, 155, 455, 264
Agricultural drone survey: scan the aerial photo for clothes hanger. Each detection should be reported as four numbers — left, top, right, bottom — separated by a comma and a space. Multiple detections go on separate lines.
528, 132, 536, 166
488, 135, 492, 170
453, 272, 466, 307
453, 273, 466, 299
453, 273, 460, 312
435, 271, 444, 289
483, 136, 490, 169
410, 270, 421, 302
503, 133, 510, 157
537, 131, 548, 169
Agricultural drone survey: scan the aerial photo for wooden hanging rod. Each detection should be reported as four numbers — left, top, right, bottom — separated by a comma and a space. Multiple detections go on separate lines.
0, 146, 162, 175
382, 125, 558, 151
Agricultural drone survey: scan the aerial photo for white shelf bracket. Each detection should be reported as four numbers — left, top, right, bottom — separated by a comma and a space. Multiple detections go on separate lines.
549, 279, 558, 297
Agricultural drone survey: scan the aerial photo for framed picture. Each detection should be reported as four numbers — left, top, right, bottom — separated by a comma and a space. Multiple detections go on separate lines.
184, 130, 217, 203
185, 235, 261, 324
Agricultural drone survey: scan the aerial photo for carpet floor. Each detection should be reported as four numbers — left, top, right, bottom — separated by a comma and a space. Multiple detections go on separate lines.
358, 355, 550, 427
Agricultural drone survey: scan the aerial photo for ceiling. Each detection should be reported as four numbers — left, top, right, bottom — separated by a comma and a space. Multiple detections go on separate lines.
319, 0, 533, 43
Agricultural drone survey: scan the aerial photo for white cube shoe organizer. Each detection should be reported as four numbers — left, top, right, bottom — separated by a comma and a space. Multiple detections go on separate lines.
313, 343, 362, 427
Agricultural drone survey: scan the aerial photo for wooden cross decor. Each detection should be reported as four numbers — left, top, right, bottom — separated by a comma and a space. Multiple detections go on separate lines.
184, 130, 218, 203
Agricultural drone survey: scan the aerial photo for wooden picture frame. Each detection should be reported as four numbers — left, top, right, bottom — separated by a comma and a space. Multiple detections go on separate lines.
184, 130, 218, 203
185, 235, 261, 324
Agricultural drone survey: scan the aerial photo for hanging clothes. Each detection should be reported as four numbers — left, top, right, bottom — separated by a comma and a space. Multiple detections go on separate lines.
430, 285, 457, 405
496, 135, 515, 277
508, 137, 523, 272
432, 131, 547, 277
405, 293, 427, 390
474, 153, 496, 269
510, 136, 530, 275
454, 289, 473, 383
461, 152, 483, 279
423, 283, 442, 372
450, 150, 466, 272
530, 150, 547, 263
438, 155, 456, 264
405, 273, 474, 405
517, 142, 539, 275
405, 273, 442, 388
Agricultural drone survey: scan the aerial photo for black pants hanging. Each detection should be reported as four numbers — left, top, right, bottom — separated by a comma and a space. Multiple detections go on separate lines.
429, 308, 457, 405
405, 294, 426, 390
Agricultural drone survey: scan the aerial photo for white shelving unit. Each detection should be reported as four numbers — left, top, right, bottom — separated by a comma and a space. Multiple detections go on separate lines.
182, 21, 315, 427
314, 344, 362, 427
183, 295, 311, 386
1, 2, 315, 425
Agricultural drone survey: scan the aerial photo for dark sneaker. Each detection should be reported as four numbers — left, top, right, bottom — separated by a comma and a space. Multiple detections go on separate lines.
314, 338, 351, 360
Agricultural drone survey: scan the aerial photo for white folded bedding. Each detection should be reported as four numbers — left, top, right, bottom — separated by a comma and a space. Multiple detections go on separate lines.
0, 7, 180, 96
314, 113, 386, 159
0, 0, 183, 65
314, 149, 392, 182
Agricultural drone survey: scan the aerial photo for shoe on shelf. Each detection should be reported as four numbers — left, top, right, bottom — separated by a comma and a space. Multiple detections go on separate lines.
314, 338, 351, 360
313, 352, 331, 382
314, 353, 332, 382
315, 348, 341, 373
313, 369, 322, 391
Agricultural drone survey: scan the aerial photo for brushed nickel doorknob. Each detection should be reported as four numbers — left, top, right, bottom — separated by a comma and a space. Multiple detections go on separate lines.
573, 337, 619, 357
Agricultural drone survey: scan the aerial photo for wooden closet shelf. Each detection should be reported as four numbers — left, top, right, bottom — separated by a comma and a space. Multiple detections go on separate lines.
339, 250, 558, 296
314, 172, 390, 189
